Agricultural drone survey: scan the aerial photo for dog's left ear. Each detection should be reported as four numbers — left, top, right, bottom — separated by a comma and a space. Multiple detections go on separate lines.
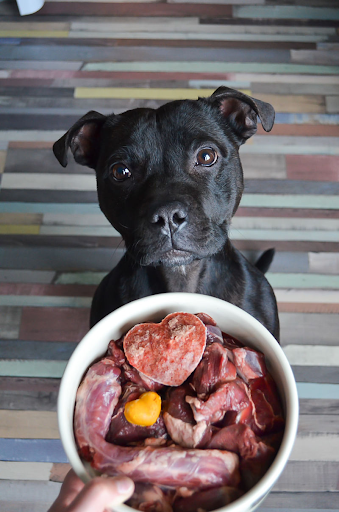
53, 110, 107, 168
207, 86, 275, 144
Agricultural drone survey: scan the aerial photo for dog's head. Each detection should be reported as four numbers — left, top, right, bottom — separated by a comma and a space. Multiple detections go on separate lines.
53, 87, 274, 267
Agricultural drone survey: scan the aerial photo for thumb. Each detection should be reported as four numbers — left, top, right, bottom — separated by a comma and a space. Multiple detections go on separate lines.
67, 475, 135, 512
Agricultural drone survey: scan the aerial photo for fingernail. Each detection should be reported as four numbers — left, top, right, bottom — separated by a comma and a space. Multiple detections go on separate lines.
115, 476, 134, 494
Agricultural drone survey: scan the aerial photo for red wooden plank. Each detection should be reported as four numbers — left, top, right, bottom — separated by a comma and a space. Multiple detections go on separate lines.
19, 307, 90, 342
0, 283, 96, 297
278, 303, 339, 314
286, 155, 339, 182
236, 207, 339, 218
258, 124, 339, 137
38, 3, 233, 17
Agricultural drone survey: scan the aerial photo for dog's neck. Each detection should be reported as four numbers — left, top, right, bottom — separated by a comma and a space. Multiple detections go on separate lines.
158, 259, 206, 293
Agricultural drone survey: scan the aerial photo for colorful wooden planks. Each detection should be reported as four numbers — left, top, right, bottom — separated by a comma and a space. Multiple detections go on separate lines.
0, 1, 338, 510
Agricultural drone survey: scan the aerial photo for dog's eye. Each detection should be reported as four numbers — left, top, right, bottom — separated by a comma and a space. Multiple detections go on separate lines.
111, 163, 132, 181
196, 148, 218, 167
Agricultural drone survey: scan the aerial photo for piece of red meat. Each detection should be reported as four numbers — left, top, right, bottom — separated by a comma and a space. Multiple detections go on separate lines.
248, 375, 284, 435
163, 412, 212, 449
192, 342, 237, 397
106, 383, 167, 446
232, 347, 267, 382
165, 383, 195, 424
195, 312, 216, 326
173, 486, 243, 512
186, 378, 251, 424
74, 357, 240, 490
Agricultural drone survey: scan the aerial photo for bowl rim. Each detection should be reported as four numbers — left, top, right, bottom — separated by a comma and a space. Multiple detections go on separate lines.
58, 292, 299, 512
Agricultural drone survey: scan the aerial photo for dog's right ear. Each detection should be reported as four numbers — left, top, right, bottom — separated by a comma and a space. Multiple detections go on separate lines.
53, 111, 107, 168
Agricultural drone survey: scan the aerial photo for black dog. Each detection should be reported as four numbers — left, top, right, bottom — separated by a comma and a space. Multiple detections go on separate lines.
53, 87, 279, 341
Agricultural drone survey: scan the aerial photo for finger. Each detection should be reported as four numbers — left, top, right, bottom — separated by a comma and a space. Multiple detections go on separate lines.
48, 469, 85, 511
67, 476, 135, 512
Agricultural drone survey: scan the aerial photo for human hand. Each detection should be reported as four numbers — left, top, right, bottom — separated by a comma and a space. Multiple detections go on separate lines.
48, 469, 135, 512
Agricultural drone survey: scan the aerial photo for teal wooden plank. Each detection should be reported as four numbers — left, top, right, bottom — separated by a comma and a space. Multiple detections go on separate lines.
267, 273, 339, 289
55, 272, 107, 285
239, 194, 339, 209
297, 383, 339, 400
0, 296, 92, 308
0, 360, 67, 378
0, 340, 75, 361
234, 6, 339, 20
0, 203, 99, 214
83, 61, 339, 75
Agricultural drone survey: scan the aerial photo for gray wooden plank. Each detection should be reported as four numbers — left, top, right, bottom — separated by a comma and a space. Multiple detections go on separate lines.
280, 313, 339, 346
262, 492, 339, 509
240, 153, 286, 180
4, 148, 92, 175
326, 95, 339, 114
0, 307, 21, 340
0, 480, 61, 503
272, 461, 339, 492
292, 366, 339, 384
0, 45, 291, 63
245, 179, 339, 196
0, 190, 98, 203
0, 340, 76, 360
0, 61, 83, 70
299, 399, 339, 415
0, 270, 55, 284
298, 415, 339, 436
252, 82, 339, 95
0, 247, 124, 271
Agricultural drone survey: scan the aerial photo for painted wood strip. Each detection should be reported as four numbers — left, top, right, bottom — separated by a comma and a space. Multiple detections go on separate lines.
0, 360, 67, 378
0, 213, 42, 225
286, 155, 339, 181
0, 439, 67, 463
241, 144, 339, 155
236, 207, 339, 219
239, 194, 339, 209
309, 252, 339, 274
0, 376, 60, 411
0, 461, 53, 481
75, 87, 217, 99
0, 410, 58, 439
0, 131, 64, 142
0, 307, 21, 340
278, 303, 339, 314
0, 202, 99, 214
296, 383, 339, 399
1, 173, 96, 191
292, 366, 339, 384
267, 273, 339, 289
233, 6, 339, 20
275, 289, 339, 304
19, 307, 90, 342
0, 31, 69, 38
233, 217, 339, 231
291, 49, 339, 66
273, 460, 339, 492
263, 492, 339, 509
298, 415, 339, 435
0, 283, 96, 297
82, 62, 339, 75
55, 272, 107, 285
299, 399, 339, 415
231, 229, 339, 243
291, 435, 339, 461
42, 213, 109, 226
0, 225, 40, 235
0, 247, 124, 272
0, 270, 55, 284
0, 150, 6, 174
280, 313, 339, 347
68, 31, 329, 43
284, 346, 339, 367
0, 340, 76, 361
0, 296, 92, 308
50, 463, 70, 482
327, 95, 339, 114
39, 225, 118, 236
0, 480, 61, 504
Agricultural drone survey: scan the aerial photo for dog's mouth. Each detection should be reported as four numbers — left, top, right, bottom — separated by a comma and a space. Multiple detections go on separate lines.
140, 249, 195, 267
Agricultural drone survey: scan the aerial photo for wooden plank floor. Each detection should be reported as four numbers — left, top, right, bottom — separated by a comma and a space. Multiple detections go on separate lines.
0, 0, 338, 510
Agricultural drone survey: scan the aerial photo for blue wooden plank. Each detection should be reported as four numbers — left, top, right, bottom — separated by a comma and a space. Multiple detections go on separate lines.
297, 383, 339, 400
0, 340, 76, 361
0, 439, 67, 463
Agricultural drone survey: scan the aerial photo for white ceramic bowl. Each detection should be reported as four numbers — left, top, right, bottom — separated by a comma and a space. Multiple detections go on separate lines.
58, 292, 299, 512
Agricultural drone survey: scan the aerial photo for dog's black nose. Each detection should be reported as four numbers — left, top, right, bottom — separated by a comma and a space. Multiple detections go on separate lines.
150, 202, 188, 235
